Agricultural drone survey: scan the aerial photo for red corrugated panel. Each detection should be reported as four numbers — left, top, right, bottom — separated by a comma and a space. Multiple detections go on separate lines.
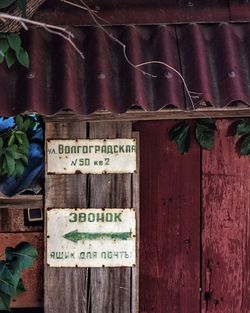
1, 23, 250, 116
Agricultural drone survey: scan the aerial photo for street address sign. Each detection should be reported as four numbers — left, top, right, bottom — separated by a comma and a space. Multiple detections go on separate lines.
47, 208, 136, 267
47, 139, 137, 174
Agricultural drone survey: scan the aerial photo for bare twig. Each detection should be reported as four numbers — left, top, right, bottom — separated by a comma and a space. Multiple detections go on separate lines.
136, 61, 196, 107
63, 0, 201, 108
62, 0, 156, 78
0, 13, 84, 59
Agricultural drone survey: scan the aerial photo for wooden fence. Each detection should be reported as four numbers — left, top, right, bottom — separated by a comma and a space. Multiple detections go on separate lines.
0, 118, 249, 313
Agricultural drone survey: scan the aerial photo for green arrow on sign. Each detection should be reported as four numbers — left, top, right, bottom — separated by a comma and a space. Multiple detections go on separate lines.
63, 230, 132, 243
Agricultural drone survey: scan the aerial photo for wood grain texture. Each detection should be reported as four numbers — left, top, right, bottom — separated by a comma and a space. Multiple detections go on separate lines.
88, 121, 135, 313
46, 108, 250, 123
0, 232, 43, 308
137, 121, 200, 313
0, 194, 43, 209
44, 120, 89, 313
131, 132, 140, 313
0, 208, 43, 232
202, 119, 250, 313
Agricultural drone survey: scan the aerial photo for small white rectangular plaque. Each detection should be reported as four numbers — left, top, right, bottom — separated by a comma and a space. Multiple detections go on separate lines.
46, 139, 136, 174
47, 208, 136, 267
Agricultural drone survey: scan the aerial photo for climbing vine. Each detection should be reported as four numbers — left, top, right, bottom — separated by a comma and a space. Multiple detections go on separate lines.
169, 119, 216, 154
0, 0, 29, 68
0, 241, 37, 311
169, 118, 250, 155
0, 114, 43, 178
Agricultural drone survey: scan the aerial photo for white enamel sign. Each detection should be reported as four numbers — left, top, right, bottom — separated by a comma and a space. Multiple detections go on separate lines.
47, 208, 136, 267
47, 139, 136, 174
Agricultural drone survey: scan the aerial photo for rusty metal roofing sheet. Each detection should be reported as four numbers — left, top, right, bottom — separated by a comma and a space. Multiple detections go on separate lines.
1, 23, 250, 116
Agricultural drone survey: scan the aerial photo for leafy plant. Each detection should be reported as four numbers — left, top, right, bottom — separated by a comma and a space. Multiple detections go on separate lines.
236, 119, 250, 155
0, 0, 28, 69
0, 0, 27, 17
0, 242, 37, 311
169, 119, 216, 154
0, 115, 35, 177
0, 33, 29, 68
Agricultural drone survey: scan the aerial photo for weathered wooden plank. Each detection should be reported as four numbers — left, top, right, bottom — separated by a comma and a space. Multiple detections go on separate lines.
131, 131, 139, 313
88, 121, 135, 313
44, 121, 89, 313
0, 208, 43, 232
137, 121, 200, 313
0, 194, 43, 209
46, 108, 250, 123
0, 232, 43, 308
202, 119, 250, 313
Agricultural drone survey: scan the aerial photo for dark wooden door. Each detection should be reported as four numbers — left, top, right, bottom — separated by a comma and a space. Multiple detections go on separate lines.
137, 120, 250, 313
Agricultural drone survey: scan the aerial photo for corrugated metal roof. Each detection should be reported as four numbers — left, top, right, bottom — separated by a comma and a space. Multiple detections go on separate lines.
1, 23, 250, 116
36, 0, 232, 25
36, 0, 250, 25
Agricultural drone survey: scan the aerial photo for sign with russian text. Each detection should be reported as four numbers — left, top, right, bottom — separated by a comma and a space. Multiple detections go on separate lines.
47, 208, 136, 267
47, 139, 136, 174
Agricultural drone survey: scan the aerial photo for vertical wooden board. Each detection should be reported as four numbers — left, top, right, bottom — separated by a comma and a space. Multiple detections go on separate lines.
44, 120, 89, 313
137, 121, 200, 313
88, 122, 135, 313
0, 232, 43, 308
202, 119, 250, 313
131, 132, 139, 313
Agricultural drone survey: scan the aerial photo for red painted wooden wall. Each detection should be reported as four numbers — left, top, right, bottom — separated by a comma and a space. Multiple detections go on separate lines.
137, 120, 250, 313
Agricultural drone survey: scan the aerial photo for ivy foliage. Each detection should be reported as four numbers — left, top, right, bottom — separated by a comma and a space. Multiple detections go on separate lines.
0, 0, 29, 69
0, 33, 29, 68
0, 242, 37, 311
236, 119, 250, 155
0, 115, 38, 178
0, 0, 26, 16
169, 119, 216, 154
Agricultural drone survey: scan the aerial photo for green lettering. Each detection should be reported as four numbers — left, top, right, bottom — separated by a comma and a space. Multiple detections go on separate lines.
58, 144, 64, 154
79, 213, 86, 222
114, 213, 122, 222
69, 213, 77, 222
88, 213, 95, 222
106, 213, 113, 222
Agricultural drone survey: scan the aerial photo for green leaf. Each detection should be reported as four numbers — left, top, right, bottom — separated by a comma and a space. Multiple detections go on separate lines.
0, 138, 3, 150
236, 119, 250, 136
6, 242, 38, 270
169, 122, 191, 154
7, 133, 15, 146
19, 134, 29, 154
0, 292, 11, 311
195, 119, 216, 150
5, 49, 16, 69
0, 261, 19, 296
14, 160, 25, 177
0, 53, 4, 64
15, 115, 23, 130
14, 279, 26, 296
0, 0, 16, 9
0, 38, 9, 56
7, 34, 21, 53
17, 0, 27, 18
16, 47, 29, 68
20, 154, 28, 166
240, 135, 250, 155
22, 119, 31, 132
4, 154, 15, 176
